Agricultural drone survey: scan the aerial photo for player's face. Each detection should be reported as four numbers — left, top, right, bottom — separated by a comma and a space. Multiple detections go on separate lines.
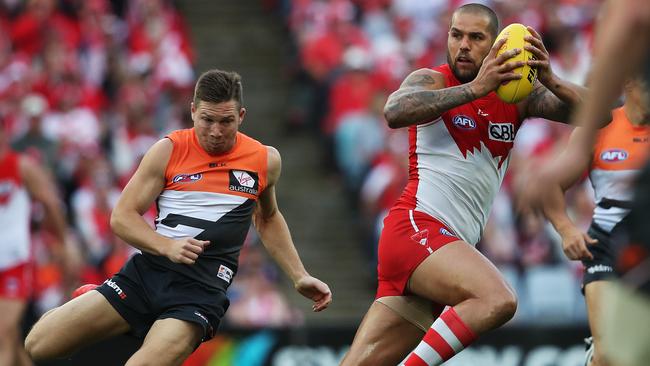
192, 99, 245, 155
447, 13, 494, 83
624, 79, 650, 112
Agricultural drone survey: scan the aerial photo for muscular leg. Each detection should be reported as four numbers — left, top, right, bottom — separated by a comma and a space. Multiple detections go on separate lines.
340, 301, 425, 366
125, 318, 203, 366
585, 281, 612, 366
0, 298, 30, 366
409, 240, 517, 334
24, 290, 130, 361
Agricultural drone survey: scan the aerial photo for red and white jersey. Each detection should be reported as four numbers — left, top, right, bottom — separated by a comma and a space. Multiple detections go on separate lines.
145, 129, 268, 290
0, 151, 30, 270
590, 108, 650, 232
394, 64, 522, 244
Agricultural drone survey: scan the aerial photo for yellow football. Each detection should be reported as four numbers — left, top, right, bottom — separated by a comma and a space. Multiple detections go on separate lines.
494, 23, 538, 103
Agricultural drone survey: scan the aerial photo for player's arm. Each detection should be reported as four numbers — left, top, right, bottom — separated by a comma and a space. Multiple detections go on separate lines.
540, 128, 597, 260
110, 139, 209, 264
253, 146, 331, 312
520, 26, 588, 123
20, 156, 79, 273
384, 38, 524, 128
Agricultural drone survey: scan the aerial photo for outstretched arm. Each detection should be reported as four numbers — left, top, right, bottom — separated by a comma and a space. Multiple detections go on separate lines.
254, 146, 332, 312
541, 129, 597, 260
384, 37, 523, 128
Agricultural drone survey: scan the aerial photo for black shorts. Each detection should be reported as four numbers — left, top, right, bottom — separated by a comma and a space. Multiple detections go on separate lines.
96, 253, 229, 342
582, 222, 617, 289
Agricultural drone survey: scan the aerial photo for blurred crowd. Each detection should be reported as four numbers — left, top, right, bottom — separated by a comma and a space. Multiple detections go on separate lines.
283, 0, 602, 324
2, 0, 297, 328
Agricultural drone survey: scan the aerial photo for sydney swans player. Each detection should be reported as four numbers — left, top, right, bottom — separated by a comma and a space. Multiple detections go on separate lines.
341, 4, 589, 366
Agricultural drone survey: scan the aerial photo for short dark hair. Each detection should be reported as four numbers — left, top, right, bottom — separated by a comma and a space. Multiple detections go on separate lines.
452, 3, 499, 39
193, 69, 243, 108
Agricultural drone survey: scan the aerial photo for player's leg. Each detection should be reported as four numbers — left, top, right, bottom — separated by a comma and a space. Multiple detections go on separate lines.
24, 290, 130, 361
0, 297, 29, 366
401, 240, 517, 365
584, 281, 611, 366
125, 318, 203, 366
340, 301, 425, 366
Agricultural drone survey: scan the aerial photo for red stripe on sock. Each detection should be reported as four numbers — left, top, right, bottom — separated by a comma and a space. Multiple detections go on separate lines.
423, 329, 455, 360
441, 308, 477, 346
404, 353, 429, 366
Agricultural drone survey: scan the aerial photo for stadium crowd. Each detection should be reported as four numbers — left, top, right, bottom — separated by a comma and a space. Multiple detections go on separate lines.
283, 0, 602, 324
2, 0, 605, 329
2, 0, 297, 329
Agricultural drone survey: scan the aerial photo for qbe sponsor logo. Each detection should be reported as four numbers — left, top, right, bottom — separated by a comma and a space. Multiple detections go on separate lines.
217, 264, 234, 284
452, 115, 476, 129
488, 122, 515, 142
600, 149, 628, 162
229, 170, 259, 195
104, 279, 127, 299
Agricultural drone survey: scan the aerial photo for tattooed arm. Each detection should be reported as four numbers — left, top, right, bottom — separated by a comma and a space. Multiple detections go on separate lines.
384, 38, 525, 129
521, 79, 587, 123
518, 26, 589, 123
383, 69, 470, 128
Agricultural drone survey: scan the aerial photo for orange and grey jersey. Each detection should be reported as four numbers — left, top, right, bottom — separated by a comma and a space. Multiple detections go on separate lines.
144, 128, 268, 291
589, 107, 650, 232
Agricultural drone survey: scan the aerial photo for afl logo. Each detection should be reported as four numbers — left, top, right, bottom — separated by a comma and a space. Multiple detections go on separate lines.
452, 115, 476, 129
601, 149, 628, 162
172, 173, 203, 183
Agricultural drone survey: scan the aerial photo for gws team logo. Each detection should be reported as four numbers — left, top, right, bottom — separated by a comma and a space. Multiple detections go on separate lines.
217, 264, 234, 284
601, 149, 628, 162
452, 115, 476, 129
172, 173, 203, 183
229, 170, 259, 195
488, 122, 515, 142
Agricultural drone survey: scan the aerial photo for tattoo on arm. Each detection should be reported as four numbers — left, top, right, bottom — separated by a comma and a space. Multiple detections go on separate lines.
384, 74, 477, 128
525, 83, 574, 123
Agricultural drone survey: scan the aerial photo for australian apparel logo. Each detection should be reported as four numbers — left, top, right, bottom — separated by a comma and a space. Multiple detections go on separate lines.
229, 170, 259, 195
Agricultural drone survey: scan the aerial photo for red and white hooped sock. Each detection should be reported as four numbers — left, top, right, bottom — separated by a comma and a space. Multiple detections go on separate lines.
401, 307, 477, 366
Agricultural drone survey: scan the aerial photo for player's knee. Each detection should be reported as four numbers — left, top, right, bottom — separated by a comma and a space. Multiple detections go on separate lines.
24, 323, 68, 361
484, 285, 517, 325
24, 329, 44, 361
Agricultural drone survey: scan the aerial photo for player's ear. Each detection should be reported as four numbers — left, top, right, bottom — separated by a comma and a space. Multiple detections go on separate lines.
238, 107, 246, 125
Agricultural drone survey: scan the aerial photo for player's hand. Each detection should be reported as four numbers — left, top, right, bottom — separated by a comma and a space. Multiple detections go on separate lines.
295, 275, 332, 312
470, 37, 525, 97
558, 225, 597, 261
163, 238, 210, 264
524, 26, 553, 86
